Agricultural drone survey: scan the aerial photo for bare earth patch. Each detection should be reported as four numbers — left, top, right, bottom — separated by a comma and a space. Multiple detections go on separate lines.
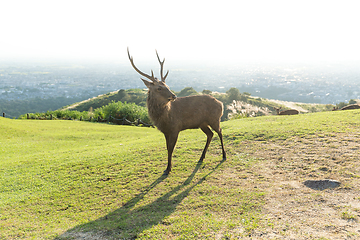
235, 132, 360, 239
267, 99, 309, 113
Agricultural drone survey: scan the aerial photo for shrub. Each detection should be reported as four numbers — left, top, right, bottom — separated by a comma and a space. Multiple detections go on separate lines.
20, 101, 150, 125
94, 101, 150, 124
20, 110, 90, 120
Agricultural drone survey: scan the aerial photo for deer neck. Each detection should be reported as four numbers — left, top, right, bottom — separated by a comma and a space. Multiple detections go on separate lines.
147, 93, 172, 128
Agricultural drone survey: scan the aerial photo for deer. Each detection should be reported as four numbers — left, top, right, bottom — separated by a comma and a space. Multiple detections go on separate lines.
340, 104, 360, 110
127, 48, 226, 175
274, 107, 299, 115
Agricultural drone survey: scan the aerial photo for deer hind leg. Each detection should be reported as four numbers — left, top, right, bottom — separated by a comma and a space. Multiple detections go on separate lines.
216, 128, 226, 161
200, 126, 214, 161
210, 122, 226, 161
164, 132, 179, 175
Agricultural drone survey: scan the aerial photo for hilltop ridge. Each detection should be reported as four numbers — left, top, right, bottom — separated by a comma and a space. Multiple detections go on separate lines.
20, 87, 359, 123
59, 87, 342, 119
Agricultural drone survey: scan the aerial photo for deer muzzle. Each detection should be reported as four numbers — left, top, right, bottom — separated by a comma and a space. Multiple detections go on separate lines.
169, 94, 177, 101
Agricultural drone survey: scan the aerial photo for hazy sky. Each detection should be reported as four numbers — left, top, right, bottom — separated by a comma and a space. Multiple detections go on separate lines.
1, 0, 359, 64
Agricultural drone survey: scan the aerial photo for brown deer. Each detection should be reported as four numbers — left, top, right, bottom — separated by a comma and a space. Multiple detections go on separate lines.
127, 48, 226, 175
340, 104, 360, 110
274, 107, 299, 115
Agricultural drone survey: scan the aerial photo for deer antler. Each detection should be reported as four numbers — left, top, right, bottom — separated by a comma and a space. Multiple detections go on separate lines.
127, 47, 157, 82
156, 50, 169, 82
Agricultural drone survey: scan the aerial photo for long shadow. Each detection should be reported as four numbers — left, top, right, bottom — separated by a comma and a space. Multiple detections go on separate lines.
57, 159, 225, 239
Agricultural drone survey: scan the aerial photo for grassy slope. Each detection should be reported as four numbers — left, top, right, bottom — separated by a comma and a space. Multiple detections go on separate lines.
62, 89, 147, 112
61, 88, 327, 117
1, 110, 360, 239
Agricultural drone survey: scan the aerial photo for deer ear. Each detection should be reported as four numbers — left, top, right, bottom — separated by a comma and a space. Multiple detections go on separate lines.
141, 78, 153, 88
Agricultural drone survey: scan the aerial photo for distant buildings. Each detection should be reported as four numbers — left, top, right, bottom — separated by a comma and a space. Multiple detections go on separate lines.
1, 61, 359, 104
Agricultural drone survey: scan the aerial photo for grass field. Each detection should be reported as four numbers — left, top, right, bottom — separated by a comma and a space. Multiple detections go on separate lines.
1, 110, 360, 239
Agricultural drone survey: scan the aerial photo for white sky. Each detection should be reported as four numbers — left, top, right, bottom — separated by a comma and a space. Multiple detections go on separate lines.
1, 0, 360, 64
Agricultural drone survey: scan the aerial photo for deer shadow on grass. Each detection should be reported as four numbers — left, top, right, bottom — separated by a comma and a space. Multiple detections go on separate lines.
57, 159, 225, 239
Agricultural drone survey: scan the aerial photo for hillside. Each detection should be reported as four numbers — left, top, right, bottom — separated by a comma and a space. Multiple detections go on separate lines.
57, 88, 341, 121
62, 89, 148, 111
1, 109, 360, 239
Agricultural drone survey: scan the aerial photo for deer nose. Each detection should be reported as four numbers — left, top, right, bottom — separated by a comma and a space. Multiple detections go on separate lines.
169, 94, 176, 101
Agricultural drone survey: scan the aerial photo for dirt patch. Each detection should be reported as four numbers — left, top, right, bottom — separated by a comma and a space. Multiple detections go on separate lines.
60, 231, 110, 240
237, 132, 360, 239
267, 99, 309, 113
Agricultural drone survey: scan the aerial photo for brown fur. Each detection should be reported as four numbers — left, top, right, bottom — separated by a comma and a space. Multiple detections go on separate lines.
128, 49, 226, 174
340, 104, 360, 110
274, 107, 299, 115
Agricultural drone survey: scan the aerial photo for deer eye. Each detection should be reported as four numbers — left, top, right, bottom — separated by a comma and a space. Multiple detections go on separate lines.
157, 87, 162, 91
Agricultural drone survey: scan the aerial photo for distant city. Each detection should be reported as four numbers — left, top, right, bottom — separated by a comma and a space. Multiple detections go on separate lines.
1, 60, 360, 115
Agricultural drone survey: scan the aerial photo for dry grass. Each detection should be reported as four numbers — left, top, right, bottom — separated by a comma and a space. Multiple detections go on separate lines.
235, 132, 360, 239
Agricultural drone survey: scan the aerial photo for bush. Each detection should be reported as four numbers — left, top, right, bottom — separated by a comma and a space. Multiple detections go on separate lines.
20, 101, 151, 125
94, 101, 150, 124
19, 110, 91, 120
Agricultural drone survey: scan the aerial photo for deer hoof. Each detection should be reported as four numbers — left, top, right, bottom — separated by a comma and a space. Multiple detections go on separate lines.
163, 169, 170, 175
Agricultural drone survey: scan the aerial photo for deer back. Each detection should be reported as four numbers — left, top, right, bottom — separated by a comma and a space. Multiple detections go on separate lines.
170, 95, 223, 130
278, 109, 299, 115
340, 104, 360, 110
274, 107, 299, 115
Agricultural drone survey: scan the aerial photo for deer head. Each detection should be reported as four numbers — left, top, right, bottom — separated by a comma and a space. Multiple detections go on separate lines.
127, 48, 176, 103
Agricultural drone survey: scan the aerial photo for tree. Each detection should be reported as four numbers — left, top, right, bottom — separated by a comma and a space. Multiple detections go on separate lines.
336, 102, 347, 109
177, 87, 198, 97
202, 89, 212, 95
226, 87, 241, 102
349, 99, 357, 105
116, 89, 130, 102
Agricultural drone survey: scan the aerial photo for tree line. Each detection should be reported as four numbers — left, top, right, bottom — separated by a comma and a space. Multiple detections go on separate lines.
5, 87, 356, 121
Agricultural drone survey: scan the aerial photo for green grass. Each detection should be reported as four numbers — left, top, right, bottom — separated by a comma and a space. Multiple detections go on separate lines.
1, 109, 360, 239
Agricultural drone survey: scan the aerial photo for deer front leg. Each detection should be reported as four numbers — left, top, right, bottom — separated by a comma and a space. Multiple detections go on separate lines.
164, 132, 179, 175
200, 126, 214, 161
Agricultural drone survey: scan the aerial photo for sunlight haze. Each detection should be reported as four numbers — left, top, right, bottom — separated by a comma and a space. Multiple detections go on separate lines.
1, 0, 359, 64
